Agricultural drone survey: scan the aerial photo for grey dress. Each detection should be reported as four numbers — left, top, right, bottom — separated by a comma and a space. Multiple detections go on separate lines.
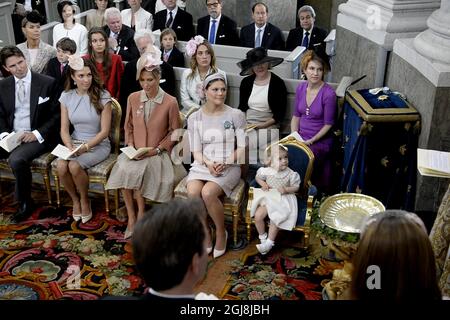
59, 89, 111, 169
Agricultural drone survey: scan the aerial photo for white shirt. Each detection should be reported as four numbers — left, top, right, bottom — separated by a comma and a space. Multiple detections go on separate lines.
155, 0, 186, 13
5, 69, 44, 143
302, 27, 313, 45
165, 6, 178, 28
254, 23, 267, 47
121, 7, 153, 31
52, 23, 88, 55
208, 15, 222, 43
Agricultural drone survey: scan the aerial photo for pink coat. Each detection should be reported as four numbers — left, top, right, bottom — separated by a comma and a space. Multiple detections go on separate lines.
124, 90, 180, 152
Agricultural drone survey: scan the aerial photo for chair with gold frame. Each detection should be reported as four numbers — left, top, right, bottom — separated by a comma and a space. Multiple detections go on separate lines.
245, 136, 315, 247
0, 152, 55, 205
52, 98, 122, 215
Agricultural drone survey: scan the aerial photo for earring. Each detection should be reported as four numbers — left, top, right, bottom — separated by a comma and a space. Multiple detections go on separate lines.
74, 81, 76, 86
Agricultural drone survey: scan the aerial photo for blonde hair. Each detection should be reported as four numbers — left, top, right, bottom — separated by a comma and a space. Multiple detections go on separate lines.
265, 144, 288, 166
188, 41, 218, 80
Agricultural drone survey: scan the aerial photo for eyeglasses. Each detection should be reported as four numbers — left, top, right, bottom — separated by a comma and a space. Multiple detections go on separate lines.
207, 2, 220, 9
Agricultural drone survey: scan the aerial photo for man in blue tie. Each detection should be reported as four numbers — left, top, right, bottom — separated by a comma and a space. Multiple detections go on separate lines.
239, 2, 285, 50
286, 5, 328, 53
196, 0, 239, 46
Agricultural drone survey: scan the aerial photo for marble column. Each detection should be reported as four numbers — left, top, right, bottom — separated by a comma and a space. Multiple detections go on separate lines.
386, 0, 450, 212
332, 0, 440, 88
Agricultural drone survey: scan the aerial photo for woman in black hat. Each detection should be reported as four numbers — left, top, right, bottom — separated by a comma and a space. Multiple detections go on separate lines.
237, 47, 287, 165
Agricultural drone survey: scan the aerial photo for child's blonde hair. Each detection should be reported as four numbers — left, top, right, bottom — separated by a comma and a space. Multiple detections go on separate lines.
265, 144, 288, 166
160, 28, 178, 45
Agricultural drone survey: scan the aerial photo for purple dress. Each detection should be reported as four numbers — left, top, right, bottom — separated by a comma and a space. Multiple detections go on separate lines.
293, 82, 336, 192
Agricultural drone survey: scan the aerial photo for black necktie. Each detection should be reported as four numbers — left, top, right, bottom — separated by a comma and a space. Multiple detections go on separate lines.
166, 11, 173, 28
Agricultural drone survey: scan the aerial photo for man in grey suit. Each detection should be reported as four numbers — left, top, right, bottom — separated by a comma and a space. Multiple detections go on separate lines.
240, 2, 284, 51
0, 46, 60, 222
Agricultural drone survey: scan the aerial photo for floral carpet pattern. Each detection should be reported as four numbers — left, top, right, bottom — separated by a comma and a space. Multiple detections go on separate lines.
0, 204, 145, 300
223, 245, 343, 300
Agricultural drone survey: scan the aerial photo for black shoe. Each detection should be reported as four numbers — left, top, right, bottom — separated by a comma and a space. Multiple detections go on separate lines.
13, 201, 35, 222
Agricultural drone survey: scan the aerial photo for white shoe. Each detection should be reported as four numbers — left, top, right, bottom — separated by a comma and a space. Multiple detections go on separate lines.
213, 230, 228, 259
256, 240, 274, 255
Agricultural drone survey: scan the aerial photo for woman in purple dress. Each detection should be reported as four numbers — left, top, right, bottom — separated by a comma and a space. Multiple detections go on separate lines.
291, 50, 336, 193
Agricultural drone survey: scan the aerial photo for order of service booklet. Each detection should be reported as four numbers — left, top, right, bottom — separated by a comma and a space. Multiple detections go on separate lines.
0, 131, 24, 152
417, 148, 450, 178
120, 146, 152, 159
51, 144, 84, 160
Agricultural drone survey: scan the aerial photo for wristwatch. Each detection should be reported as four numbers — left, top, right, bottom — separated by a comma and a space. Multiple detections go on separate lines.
156, 147, 162, 156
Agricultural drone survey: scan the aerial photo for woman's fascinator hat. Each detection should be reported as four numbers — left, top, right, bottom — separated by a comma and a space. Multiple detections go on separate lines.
237, 47, 283, 76
67, 54, 84, 71
136, 51, 163, 80
185, 35, 206, 57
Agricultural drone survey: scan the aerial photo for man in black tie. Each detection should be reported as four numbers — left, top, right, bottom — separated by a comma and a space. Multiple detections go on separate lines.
196, 0, 239, 46
0, 46, 60, 222
286, 5, 327, 53
152, 0, 194, 41
239, 2, 284, 50
103, 7, 140, 62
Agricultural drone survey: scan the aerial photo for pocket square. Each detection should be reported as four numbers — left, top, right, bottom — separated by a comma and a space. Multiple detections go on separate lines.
38, 96, 49, 104
124, 46, 128, 51
177, 26, 181, 29
219, 35, 225, 38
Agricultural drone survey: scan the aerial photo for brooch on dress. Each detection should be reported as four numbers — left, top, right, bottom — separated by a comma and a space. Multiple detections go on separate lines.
136, 105, 144, 116
223, 120, 234, 129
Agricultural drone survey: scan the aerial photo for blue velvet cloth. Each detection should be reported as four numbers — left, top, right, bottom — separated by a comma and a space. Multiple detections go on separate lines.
340, 90, 419, 210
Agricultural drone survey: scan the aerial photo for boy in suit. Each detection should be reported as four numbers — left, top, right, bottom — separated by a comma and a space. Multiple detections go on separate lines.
160, 28, 185, 67
0, 46, 60, 222
45, 37, 77, 97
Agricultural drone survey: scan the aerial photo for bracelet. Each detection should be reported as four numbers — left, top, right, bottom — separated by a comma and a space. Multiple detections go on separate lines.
155, 147, 162, 156
84, 143, 90, 152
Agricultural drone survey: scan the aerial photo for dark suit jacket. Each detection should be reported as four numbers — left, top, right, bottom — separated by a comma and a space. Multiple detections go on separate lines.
103, 24, 140, 62
153, 8, 194, 41
45, 57, 69, 97
285, 25, 328, 52
239, 23, 285, 51
238, 72, 287, 125
0, 72, 60, 147
119, 59, 176, 119
142, 0, 157, 15
162, 46, 185, 68
196, 15, 239, 46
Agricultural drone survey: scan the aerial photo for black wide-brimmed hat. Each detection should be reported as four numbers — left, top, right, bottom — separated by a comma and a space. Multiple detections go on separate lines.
237, 47, 284, 76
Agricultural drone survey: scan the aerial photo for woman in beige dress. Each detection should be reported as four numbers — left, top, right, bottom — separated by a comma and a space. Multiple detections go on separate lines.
106, 53, 185, 239
86, 0, 109, 30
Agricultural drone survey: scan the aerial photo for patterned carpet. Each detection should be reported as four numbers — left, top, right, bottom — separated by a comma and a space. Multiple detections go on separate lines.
0, 201, 145, 300
222, 242, 342, 300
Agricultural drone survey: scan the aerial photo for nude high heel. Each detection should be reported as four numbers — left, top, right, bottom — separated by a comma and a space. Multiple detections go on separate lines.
213, 230, 228, 259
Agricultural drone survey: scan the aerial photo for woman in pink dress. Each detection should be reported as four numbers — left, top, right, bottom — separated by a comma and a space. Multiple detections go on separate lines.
291, 50, 336, 194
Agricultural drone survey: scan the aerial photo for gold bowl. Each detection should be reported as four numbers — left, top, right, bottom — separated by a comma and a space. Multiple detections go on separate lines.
319, 193, 385, 233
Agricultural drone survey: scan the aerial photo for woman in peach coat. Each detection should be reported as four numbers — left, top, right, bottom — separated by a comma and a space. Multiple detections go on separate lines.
106, 53, 186, 238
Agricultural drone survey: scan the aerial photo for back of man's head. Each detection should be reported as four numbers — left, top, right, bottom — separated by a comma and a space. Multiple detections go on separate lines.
132, 198, 207, 291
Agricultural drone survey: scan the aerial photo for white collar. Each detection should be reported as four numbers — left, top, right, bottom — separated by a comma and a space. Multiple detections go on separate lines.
254, 23, 267, 33
14, 69, 32, 84
148, 288, 195, 299
303, 27, 313, 36
210, 15, 221, 23
167, 6, 178, 16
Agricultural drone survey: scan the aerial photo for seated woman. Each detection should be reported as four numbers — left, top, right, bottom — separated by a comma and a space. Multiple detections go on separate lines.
341, 210, 442, 301
237, 47, 287, 164
86, 0, 109, 31
56, 56, 112, 224
186, 73, 246, 259
85, 27, 124, 99
291, 50, 336, 194
53, 1, 88, 55
106, 53, 186, 239
180, 35, 226, 119
17, 11, 56, 74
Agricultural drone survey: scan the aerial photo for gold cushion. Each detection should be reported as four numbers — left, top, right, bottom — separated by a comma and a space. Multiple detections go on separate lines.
0, 153, 54, 170
174, 177, 245, 207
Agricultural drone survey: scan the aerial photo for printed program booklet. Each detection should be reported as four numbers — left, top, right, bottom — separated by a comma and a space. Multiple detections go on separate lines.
51, 144, 84, 160
0, 131, 24, 152
120, 146, 152, 159
417, 148, 450, 178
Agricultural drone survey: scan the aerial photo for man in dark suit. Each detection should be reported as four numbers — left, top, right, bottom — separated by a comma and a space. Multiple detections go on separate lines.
286, 5, 328, 53
103, 7, 140, 62
240, 2, 284, 51
0, 46, 60, 222
196, 0, 239, 46
153, 0, 194, 41
132, 198, 215, 300
119, 30, 175, 127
